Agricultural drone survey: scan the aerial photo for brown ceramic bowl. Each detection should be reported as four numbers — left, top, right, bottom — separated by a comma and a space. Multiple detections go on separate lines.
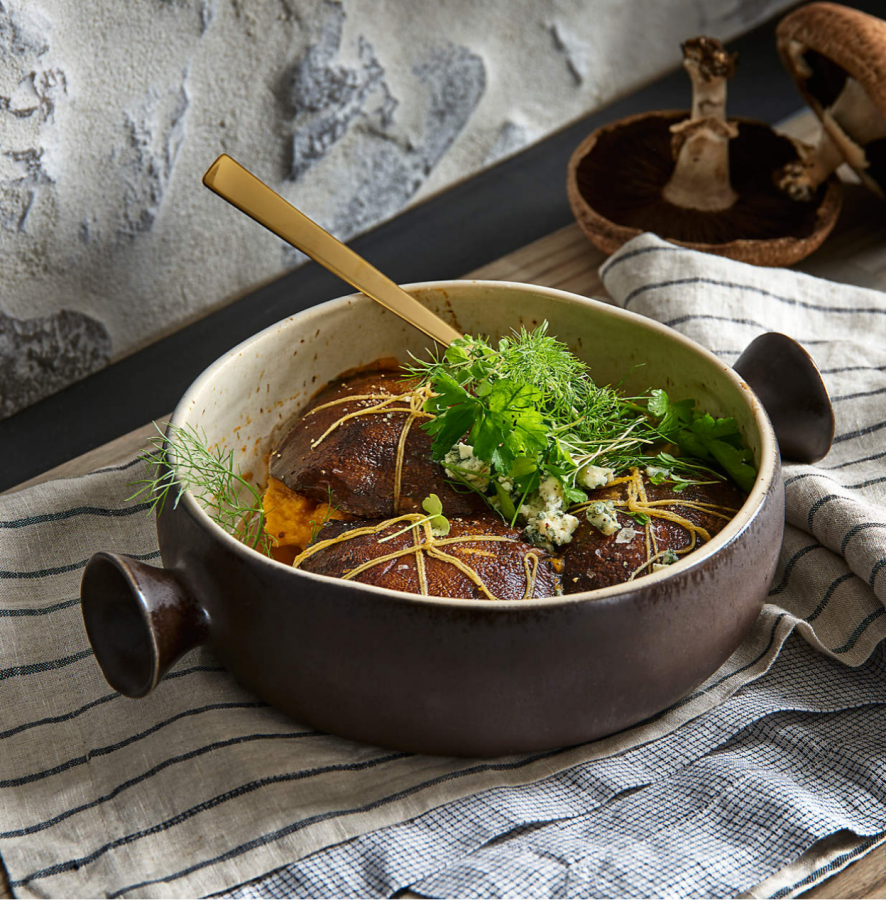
80, 281, 829, 756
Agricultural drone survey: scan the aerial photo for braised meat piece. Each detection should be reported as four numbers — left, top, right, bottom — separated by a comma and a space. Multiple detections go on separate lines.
269, 369, 484, 519
562, 474, 746, 593
298, 513, 558, 600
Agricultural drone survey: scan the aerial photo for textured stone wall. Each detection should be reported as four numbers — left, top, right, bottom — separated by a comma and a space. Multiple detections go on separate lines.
0, 0, 793, 418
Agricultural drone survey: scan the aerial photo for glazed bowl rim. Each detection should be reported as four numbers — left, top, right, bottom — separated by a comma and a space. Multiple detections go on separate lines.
168, 278, 779, 610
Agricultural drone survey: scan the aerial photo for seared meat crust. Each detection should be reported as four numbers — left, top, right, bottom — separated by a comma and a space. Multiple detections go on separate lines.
299, 513, 558, 600
269, 370, 484, 518
562, 477, 746, 593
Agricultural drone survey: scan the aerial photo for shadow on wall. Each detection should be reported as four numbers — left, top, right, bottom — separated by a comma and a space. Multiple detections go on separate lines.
0, 0, 797, 420
0, 310, 111, 419
277, 0, 486, 267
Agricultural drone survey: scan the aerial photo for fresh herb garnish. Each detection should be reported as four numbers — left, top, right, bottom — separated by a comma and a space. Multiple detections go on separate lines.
408, 324, 662, 507
421, 493, 451, 536
647, 390, 757, 492
406, 324, 757, 516
128, 423, 271, 554
424, 374, 548, 472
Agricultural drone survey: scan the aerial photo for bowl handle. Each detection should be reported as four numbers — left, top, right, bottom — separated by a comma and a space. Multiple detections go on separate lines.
733, 332, 835, 464
81, 551, 209, 698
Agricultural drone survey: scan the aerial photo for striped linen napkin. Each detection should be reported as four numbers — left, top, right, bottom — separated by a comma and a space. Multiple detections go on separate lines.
1, 232, 885, 898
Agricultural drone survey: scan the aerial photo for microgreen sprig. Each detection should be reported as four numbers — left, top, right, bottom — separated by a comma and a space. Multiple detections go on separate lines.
378, 494, 451, 543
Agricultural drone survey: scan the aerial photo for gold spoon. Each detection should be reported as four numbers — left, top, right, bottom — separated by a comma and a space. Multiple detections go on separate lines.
202, 154, 461, 347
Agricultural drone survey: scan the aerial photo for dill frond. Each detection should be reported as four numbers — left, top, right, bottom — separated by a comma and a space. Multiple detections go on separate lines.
127, 423, 272, 555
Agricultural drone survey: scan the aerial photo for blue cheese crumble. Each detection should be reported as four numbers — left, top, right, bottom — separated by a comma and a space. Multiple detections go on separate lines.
652, 548, 680, 571
443, 442, 490, 489
577, 463, 615, 490
520, 476, 580, 550
442, 449, 581, 549
586, 500, 620, 536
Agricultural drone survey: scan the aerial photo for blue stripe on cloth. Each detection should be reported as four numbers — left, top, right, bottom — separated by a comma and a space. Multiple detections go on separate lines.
768, 545, 823, 596
0, 728, 321, 838
0, 550, 160, 580
0, 664, 225, 741
0, 701, 274, 789
841, 523, 886, 554
663, 314, 773, 331
832, 608, 886, 655
808, 495, 841, 529
0, 502, 152, 529
833, 419, 886, 444
832, 386, 886, 404
0, 649, 93, 681
783, 471, 886, 491
91, 456, 148, 475
804, 574, 856, 623
215, 640, 886, 900
821, 364, 886, 375
825, 449, 886, 470
0, 597, 80, 617
869, 558, 886, 590
598, 243, 687, 278
620, 276, 886, 316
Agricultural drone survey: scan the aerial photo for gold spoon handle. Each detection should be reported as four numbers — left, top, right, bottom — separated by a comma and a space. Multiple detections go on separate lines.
203, 154, 461, 347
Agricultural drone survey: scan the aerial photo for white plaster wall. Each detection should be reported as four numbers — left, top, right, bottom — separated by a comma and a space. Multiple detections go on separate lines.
0, 0, 794, 417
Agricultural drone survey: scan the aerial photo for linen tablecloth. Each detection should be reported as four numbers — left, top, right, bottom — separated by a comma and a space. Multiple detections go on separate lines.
2, 232, 885, 898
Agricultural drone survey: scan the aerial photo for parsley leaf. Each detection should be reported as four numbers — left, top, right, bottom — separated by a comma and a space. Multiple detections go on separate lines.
457, 378, 548, 473
649, 389, 695, 434
423, 373, 479, 460
648, 393, 757, 491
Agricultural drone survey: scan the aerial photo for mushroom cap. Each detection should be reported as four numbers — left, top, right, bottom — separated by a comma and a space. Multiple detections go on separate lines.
301, 513, 559, 600
777, 2, 886, 196
567, 109, 842, 266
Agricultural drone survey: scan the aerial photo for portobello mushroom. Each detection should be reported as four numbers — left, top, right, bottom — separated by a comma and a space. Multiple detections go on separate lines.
775, 2, 886, 201
269, 369, 485, 518
566, 35, 842, 266
297, 512, 558, 601
562, 472, 746, 592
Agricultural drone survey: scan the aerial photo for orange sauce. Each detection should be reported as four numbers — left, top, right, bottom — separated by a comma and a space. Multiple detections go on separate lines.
262, 476, 352, 564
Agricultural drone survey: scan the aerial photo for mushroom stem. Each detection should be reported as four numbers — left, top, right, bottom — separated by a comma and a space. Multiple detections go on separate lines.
662, 37, 740, 212
777, 74, 886, 201
776, 129, 845, 202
